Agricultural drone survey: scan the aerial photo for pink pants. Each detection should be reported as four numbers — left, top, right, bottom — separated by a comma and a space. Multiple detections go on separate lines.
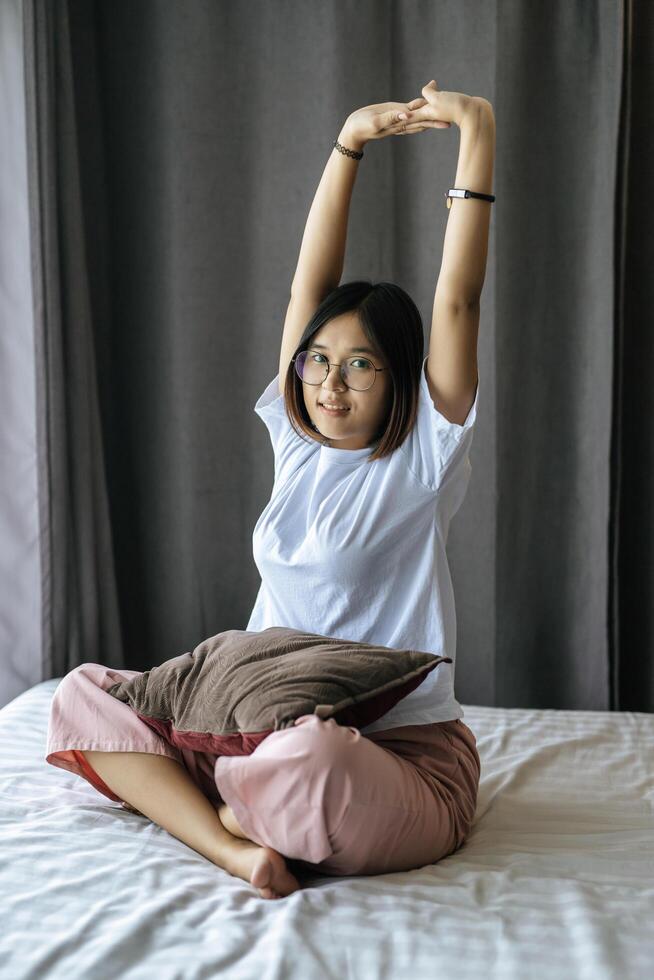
45, 663, 481, 877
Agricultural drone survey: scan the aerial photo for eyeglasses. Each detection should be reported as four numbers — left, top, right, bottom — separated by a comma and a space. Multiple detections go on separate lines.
292, 349, 387, 392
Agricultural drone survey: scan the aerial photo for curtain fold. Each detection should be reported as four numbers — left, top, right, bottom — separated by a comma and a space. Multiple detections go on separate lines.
612, 0, 653, 711
23, 0, 123, 684
493, 1, 622, 711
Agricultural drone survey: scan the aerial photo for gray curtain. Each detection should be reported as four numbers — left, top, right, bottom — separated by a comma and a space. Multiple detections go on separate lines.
22, 0, 123, 690
2, 0, 650, 713
0, 0, 40, 708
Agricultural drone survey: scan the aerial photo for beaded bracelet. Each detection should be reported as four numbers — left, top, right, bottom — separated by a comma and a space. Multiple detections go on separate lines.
333, 139, 364, 160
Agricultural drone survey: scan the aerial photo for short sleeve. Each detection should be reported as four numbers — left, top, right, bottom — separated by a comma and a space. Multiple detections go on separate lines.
254, 373, 319, 487
400, 357, 479, 493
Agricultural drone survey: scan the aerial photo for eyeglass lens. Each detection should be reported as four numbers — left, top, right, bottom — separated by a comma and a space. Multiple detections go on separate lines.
295, 350, 375, 391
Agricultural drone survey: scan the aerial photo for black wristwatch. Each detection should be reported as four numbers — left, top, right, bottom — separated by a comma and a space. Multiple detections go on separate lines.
444, 187, 496, 209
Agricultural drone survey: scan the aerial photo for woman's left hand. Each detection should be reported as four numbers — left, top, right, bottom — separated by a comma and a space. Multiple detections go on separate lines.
398, 80, 488, 133
343, 97, 452, 148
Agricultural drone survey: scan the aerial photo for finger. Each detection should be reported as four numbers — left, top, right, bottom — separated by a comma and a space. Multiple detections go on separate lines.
396, 121, 449, 134
387, 108, 412, 127
396, 124, 428, 134
406, 97, 428, 110
386, 114, 448, 136
396, 111, 450, 128
400, 105, 439, 124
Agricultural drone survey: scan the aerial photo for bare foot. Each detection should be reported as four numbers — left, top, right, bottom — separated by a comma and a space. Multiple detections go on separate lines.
224, 839, 303, 900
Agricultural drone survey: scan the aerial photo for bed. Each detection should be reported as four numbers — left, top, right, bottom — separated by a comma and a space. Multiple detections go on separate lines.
2, 678, 652, 979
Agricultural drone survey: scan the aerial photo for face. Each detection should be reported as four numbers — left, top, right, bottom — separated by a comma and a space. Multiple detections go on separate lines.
302, 313, 393, 450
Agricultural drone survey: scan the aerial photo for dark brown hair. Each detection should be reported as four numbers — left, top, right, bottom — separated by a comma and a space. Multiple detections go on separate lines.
283, 280, 424, 462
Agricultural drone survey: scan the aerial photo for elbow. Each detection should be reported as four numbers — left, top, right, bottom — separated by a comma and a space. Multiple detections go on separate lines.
435, 286, 482, 311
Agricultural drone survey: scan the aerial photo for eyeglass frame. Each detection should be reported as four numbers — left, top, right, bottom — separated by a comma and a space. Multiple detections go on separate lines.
292, 348, 388, 392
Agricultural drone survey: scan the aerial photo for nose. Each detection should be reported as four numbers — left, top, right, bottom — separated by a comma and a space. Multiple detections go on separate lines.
321, 363, 348, 391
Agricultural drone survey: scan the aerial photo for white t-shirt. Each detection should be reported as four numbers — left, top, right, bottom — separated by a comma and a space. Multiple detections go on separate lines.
246, 355, 479, 734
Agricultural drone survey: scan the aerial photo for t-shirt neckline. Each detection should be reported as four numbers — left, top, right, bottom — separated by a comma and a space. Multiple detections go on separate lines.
319, 443, 374, 464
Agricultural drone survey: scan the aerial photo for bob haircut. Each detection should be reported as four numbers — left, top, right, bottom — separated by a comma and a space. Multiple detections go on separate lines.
282, 279, 425, 463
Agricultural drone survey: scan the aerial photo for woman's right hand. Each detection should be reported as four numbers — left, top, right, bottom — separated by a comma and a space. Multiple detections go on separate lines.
341, 99, 451, 151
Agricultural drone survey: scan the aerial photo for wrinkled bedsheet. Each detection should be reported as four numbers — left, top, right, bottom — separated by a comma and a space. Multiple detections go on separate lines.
1, 679, 653, 980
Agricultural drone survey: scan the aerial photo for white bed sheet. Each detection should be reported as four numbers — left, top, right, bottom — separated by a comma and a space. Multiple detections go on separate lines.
1, 679, 652, 979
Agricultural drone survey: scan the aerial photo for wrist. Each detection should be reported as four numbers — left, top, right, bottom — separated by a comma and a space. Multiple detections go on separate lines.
459, 96, 494, 131
337, 123, 366, 154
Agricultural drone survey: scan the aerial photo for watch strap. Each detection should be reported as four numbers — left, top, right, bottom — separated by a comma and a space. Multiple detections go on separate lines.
444, 187, 496, 209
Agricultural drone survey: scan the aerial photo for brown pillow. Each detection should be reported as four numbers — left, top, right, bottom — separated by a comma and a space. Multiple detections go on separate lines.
106, 626, 452, 757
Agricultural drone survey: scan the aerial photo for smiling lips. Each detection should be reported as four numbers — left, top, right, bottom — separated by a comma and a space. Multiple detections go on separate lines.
319, 401, 350, 414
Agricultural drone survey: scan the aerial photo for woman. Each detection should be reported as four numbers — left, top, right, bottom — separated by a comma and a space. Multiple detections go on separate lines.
46, 80, 495, 900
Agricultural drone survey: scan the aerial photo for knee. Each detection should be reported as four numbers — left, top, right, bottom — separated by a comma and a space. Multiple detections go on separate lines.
53, 663, 117, 709
60, 663, 98, 684
59, 662, 119, 691
55, 664, 87, 696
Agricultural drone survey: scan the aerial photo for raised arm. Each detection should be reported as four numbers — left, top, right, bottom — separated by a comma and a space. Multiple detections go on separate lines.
279, 103, 419, 390
277, 127, 362, 392
289, 100, 420, 297
436, 98, 495, 302
428, 95, 496, 424
290, 121, 363, 300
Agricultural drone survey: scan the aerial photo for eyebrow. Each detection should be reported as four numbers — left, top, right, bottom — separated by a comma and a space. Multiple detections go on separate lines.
311, 344, 377, 355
